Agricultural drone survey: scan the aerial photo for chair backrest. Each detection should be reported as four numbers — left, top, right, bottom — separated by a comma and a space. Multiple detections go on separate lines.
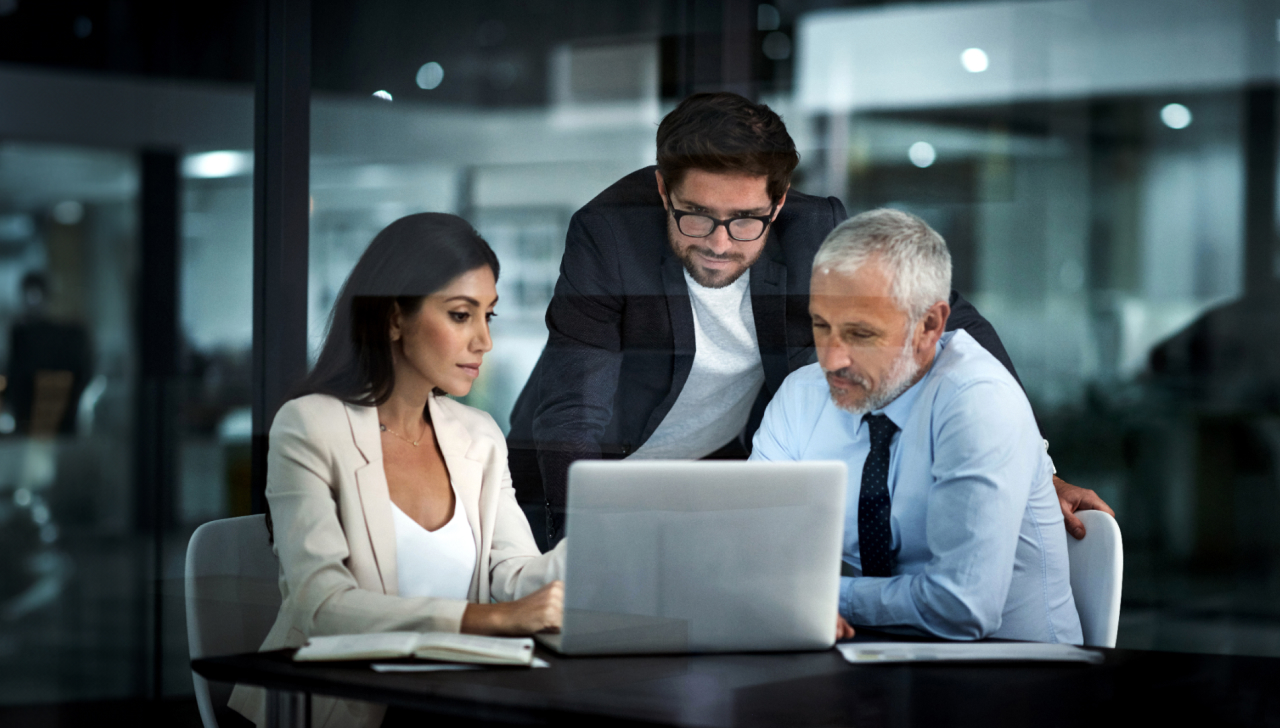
1066, 510, 1123, 648
185, 515, 281, 728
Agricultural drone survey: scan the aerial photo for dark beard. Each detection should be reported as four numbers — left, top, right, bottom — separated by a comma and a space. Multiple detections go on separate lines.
668, 230, 761, 290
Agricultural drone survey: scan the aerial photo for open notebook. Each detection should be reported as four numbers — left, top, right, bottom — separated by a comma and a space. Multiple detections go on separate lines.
294, 632, 536, 666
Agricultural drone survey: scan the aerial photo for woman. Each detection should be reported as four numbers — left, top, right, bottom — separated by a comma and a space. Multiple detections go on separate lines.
230, 213, 564, 728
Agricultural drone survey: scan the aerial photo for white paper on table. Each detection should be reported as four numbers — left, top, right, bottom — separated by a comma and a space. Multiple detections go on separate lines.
371, 657, 551, 673
371, 663, 482, 673
297, 632, 421, 661
838, 642, 1104, 665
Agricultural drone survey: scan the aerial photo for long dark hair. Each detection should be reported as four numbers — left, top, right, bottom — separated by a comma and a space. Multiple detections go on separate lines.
296, 212, 500, 406
266, 214, 497, 543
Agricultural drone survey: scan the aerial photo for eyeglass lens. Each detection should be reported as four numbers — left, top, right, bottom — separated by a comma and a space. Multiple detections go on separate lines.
678, 215, 766, 241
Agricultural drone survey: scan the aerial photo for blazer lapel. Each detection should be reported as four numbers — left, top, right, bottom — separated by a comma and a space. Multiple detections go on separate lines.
750, 235, 790, 393
345, 403, 398, 596
427, 395, 485, 599
642, 248, 696, 442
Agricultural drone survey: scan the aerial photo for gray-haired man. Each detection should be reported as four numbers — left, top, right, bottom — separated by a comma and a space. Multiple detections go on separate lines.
751, 209, 1082, 642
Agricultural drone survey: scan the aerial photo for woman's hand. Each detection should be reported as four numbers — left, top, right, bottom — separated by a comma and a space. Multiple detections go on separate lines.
461, 580, 564, 636
836, 616, 856, 640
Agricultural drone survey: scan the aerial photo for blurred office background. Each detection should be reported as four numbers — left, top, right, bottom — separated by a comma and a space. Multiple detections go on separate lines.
2, 0, 1280, 720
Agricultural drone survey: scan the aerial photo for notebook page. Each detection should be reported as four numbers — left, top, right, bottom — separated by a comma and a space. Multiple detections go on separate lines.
294, 632, 420, 661
411, 633, 535, 665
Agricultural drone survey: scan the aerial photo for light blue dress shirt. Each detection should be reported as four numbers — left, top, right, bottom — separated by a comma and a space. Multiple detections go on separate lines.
751, 330, 1082, 644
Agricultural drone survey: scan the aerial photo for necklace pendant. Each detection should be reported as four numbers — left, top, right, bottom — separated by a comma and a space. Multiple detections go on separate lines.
412, 440, 420, 447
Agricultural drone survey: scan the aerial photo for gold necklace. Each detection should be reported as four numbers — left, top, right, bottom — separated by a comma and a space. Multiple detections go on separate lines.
380, 421, 426, 447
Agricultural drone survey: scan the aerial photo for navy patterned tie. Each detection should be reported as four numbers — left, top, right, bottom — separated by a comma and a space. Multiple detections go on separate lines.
858, 413, 899, 577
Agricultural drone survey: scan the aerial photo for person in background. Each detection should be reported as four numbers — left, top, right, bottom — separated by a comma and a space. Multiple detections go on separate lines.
5, 271, 92, 436
507, 91, 1111, 547
752, 209, 1082, 643
230, 214, 564, 728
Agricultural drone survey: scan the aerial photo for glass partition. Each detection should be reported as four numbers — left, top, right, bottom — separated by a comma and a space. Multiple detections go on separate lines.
5, 0, 1279, 719
310, 2, 670, 428
0, 141, 142, 703
793, 0, 1279, 656
308, 0, 1280, 658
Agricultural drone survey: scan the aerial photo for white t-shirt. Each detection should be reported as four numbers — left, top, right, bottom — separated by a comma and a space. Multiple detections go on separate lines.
629, 269, 766, 459
390, 496, 476, 600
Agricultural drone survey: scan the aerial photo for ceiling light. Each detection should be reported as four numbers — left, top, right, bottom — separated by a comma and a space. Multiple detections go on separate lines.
416, 62, 445, 90
909, 142, 936, 168
1161, 103, 1192, 129
961, 48, 989, 73
183, 151, 253, 179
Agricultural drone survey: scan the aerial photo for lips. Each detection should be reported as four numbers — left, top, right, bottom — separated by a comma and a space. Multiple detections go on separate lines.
693, 249, 741, 269
458, 364, 481, 378
697, 253, 733, 269
826, 371, 868, 391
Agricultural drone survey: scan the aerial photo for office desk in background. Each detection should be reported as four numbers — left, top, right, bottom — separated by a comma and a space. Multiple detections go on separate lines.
193, 639, 1280, 728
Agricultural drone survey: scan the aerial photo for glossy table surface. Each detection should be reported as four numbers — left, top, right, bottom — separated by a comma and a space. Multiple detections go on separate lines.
193, 637, 1280, 727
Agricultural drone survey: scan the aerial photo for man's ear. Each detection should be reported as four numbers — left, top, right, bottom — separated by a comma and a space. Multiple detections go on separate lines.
916, 300, 951, 353
772, 186, 790, 220
655, 170, 669, 210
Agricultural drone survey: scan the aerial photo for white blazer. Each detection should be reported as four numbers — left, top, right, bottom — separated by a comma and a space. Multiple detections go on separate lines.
230, 392, 564, 728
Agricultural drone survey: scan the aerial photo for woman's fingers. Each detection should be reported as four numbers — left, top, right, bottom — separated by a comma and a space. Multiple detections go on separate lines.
538, 580, 564, 630
462, 581, 566, 636
509, 580, 565, 634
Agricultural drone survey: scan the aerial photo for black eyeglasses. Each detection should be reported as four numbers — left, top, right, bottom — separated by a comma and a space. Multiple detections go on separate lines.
665, 193, 776, 242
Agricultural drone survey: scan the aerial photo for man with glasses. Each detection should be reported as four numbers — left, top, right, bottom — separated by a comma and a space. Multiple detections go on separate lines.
508, 92, 1110, 546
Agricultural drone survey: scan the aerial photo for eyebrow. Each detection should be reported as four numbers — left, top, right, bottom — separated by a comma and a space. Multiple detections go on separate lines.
673, 194, 772, 217
444, 295, 499, 307
810, 311, 881, 333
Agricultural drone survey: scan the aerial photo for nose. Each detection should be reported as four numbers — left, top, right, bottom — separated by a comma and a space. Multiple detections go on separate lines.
704, 225, 733, 255
474, 319, 493, 354
817, 340, 851, 373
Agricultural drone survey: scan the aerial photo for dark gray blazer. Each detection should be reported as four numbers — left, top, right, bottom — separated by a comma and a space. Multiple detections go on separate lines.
507, 167, 1020, 539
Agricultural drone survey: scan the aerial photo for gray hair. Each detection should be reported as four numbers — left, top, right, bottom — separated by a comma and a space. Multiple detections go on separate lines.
812, 208, 952, 320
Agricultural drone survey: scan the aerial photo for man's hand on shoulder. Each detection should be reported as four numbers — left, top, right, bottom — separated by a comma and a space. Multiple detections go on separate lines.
1054, 475, 1115, 540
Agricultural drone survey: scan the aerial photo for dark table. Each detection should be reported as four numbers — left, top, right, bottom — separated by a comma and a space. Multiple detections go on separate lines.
193, 640, 1280, 728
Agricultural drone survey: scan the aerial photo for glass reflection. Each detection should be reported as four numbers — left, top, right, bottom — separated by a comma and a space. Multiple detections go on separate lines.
301, 0, 1280, 659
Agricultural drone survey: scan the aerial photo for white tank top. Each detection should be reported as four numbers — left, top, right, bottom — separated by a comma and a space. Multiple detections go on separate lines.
390, 494, 477, 601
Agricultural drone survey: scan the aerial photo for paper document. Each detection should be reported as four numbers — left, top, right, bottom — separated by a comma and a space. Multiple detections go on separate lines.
411, 633, 536, 665
371, 663, 482, 673
294, 632, 537, 666
838, 642, 1104, 665
371, 658, 550, 672
295, 632, 420, 661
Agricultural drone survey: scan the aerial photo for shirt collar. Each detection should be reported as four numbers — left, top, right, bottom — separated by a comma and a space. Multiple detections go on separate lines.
870, 331, 955, 431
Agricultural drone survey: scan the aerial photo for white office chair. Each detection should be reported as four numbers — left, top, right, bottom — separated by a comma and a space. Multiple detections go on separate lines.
185, 515, 282, 728
1066, 510, 1123, 648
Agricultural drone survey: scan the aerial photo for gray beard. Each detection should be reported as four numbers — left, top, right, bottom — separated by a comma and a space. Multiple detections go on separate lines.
828, 333, 921, 417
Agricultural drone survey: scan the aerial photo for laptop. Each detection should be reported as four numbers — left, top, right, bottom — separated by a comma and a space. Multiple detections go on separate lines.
537, 460, 847, 655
